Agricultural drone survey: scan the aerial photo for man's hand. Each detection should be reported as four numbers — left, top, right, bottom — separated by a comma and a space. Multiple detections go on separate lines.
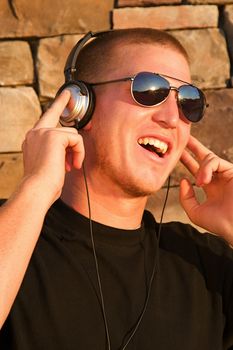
180, 135, 233, 245
22, 90, 85, 202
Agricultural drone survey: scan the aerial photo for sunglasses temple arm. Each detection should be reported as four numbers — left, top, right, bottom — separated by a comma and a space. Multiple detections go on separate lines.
90, 77, 133, 87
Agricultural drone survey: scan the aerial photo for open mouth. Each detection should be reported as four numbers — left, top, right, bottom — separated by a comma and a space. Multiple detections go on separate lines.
138, 137, 169, 158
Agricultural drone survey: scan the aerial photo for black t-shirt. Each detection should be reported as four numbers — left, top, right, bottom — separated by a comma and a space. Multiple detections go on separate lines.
1, 199, 233, 349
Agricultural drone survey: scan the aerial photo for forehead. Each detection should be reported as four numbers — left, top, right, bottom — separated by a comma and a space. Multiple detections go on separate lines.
113, 43, 191, 84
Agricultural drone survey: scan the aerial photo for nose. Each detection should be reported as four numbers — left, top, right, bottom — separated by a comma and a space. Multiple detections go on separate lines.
151, 90, 180, 128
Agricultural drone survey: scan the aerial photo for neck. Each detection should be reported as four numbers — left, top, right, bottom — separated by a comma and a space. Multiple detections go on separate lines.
61, 168, 148, 230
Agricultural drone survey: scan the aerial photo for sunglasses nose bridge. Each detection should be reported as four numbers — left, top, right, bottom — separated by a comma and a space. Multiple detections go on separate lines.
168, 86, 187, 122
170, 86, 179, 95
151, 87, 181, 128
171, 86, 180, 106
167, 86, 180, 105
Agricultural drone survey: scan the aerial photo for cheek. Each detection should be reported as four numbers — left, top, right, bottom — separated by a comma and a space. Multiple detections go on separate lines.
180, 122, 191, 144
175, 123, 191, 158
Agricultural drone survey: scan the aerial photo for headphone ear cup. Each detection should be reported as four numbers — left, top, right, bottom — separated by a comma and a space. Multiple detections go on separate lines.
56, 81, 95, 130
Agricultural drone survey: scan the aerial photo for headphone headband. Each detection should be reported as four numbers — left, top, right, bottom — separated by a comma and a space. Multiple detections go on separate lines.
64, 30, 113, 81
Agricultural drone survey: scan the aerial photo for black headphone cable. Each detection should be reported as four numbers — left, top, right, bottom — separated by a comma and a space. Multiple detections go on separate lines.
120, 175, 171, 350
82, 161, 112, 350
82, 161, 171, 350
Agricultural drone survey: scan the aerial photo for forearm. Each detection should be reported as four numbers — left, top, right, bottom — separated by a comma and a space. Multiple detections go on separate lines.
0, 177, 56, 328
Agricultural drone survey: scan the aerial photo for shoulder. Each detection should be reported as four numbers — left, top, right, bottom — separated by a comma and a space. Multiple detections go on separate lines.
162, 220, 233, 259
160, 217, 233, 323
145, 210, 233, 306
147, 211, 233, 306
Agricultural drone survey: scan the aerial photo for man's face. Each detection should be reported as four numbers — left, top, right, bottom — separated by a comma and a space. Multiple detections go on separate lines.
84, 43, 192, 198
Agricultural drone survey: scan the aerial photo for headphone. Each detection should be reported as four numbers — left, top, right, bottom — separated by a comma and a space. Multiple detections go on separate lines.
57, 30, 111, 130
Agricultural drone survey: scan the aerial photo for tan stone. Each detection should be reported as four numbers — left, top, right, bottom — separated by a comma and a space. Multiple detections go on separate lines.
172, 29, 230, 89
0, 0, 114, 38
0, 153, 23, 198
118, 0, 181, 6
0, 87, 42, 152
37, 34, 82, 101
188, 0, 233, 3
0, 41, 33, 86
172, 88, 233, 185
146, 185, 206, 231
113, 5, 218, 30
223, 5, 233, 66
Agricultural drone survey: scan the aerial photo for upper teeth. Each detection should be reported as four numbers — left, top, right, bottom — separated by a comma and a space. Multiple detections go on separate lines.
138, 137, 168, 154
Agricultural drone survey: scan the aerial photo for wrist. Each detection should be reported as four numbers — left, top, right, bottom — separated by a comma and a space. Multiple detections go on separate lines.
12, 174, 61, 210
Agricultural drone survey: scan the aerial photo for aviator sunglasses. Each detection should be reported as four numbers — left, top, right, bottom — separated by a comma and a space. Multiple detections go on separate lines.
90, 71, 208, 123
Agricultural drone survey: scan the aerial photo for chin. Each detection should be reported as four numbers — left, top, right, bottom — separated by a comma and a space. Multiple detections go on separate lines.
120, 177, 167, 198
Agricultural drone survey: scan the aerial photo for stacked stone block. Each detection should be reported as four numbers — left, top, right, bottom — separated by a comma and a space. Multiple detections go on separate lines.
0, 0, 233, 228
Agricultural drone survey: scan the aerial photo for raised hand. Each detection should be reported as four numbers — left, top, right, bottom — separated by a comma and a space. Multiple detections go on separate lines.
22, 90, 85, 203
179, 135, 233, 245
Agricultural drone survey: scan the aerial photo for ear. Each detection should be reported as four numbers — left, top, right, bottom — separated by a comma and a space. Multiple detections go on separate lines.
82, 120, 92, 131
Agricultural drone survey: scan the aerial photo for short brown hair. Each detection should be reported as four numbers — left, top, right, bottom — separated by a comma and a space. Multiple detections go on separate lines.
74, 28, 189, 82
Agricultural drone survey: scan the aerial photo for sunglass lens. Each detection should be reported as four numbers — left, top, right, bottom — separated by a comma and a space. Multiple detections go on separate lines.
178, 85, 205, 122
132, 72, 170, 106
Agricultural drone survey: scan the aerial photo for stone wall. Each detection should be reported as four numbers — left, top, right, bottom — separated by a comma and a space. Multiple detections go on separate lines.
0, 0, 233, 229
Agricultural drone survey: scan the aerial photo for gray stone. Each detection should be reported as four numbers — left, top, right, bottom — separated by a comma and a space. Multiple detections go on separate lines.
172, 29, 230, 89
0, 87, 42, 152
0, 0, 114, 38
0, 153, 23, 199
0, 41, 33, 86
37, 34, 82, 101
192, 88, 233, 161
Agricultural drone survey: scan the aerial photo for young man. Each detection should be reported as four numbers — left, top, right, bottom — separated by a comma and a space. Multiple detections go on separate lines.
0, 29, 233, 349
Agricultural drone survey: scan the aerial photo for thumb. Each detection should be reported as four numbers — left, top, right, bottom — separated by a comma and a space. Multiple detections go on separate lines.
179, 178, 200, 222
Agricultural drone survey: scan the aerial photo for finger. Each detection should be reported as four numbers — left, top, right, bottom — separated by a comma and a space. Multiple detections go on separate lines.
186, 135, 212, 161
65, 148, 73, 172
37, 127, 79, 135
195, 153, 218, 186
195, 153, 233, 186
179, 178, 200, 222
64, 134, 85, 169
186, 136, 233, 176
180, 149, 199, 176
34, 90, 71, 130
